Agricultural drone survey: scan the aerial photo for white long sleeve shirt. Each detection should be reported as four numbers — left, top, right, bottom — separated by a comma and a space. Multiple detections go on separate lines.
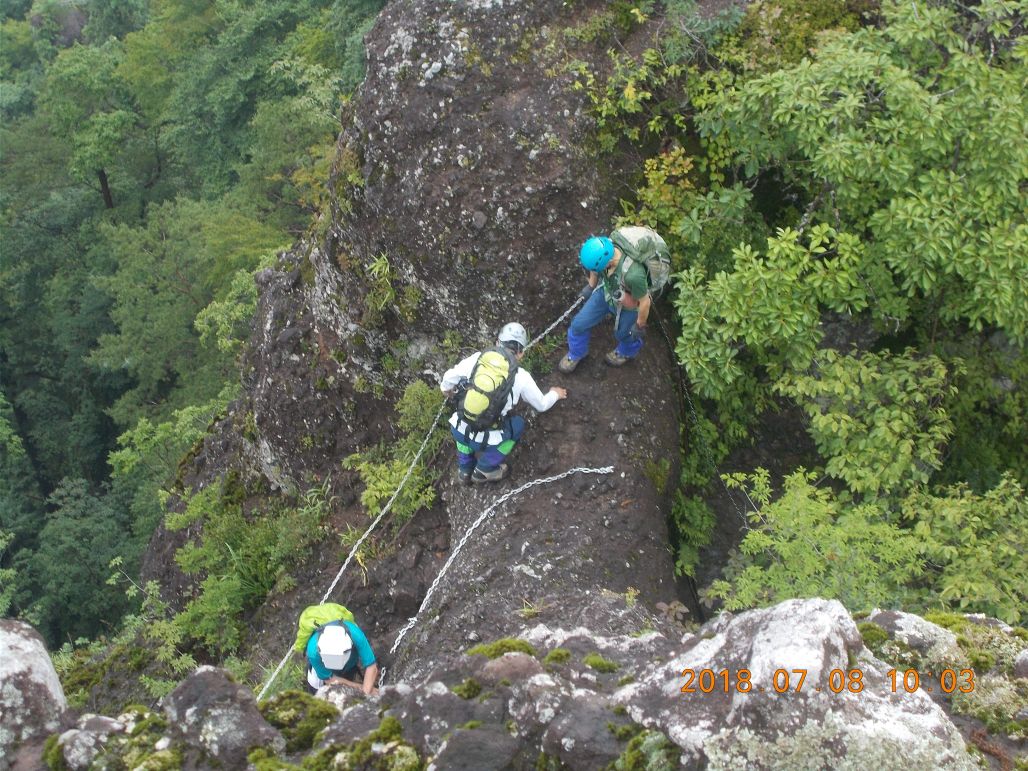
440, 351, 559, 443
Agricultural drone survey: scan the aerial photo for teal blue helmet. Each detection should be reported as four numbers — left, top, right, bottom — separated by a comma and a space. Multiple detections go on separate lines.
579, 236, 614, 272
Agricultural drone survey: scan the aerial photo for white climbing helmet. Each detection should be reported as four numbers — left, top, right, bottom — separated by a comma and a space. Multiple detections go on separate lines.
317, 625, 353, 670
497, 322, 528, 352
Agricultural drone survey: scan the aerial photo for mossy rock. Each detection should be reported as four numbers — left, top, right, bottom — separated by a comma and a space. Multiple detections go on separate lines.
583, 653, 619, 673
607, 721, 643, 742
301, 716, 422, 770
259, 690, 340, 753
451, 678, 482, 700
608, 729, 680, 770
923, 612, 970, 634
249, 747, 300, 769
466, 638, 536, 659
542, 648, 571, 667
857, 621, 889, 652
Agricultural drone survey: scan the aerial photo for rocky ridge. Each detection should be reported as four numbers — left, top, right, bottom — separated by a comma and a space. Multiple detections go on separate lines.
11, 599, 1025, 769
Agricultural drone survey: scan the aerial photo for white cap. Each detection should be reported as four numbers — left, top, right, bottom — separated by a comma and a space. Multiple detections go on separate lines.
317, 625, 353, 670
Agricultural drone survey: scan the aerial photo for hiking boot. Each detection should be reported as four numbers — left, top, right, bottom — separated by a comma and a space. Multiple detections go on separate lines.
457, 468, 473, 486
558, 354, 582, 374
472, 463, 510, 483
604, 350, 632, 367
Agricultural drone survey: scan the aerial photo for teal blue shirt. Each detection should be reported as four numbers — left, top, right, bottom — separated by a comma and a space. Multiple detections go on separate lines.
305, 620, 376, 680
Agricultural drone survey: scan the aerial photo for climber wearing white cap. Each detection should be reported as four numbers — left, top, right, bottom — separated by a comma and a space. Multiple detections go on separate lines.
305, 620, 379, 695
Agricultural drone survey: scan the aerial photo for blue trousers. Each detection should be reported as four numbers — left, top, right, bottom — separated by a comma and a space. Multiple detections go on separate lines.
567, 288, 642, 361
451, 415, 525, 472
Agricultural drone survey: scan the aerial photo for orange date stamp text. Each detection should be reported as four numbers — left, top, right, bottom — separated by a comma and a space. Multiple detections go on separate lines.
680, 667, 975, 695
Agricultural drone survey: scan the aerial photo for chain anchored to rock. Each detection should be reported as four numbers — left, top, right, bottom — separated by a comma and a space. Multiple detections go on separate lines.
525, 296, 583, 352
389, 464, 615, 655
255, 299, 584, 700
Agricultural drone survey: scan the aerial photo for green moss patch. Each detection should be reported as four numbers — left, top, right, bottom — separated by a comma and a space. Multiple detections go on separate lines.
466, 638, 536, 659
608, 729, 680, 770
857, 622, 889, 652
259, 690, 339, 753
542, 648, 571, 667
43, 735, 67, 771
451, 678, 482, 700
607, 722, 643, 741
583, 653, 619, 673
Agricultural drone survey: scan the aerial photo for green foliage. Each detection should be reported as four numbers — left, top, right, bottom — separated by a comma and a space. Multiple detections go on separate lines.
0, 530, 18, 616
674, 225, 872, 407
776, 348, 956, 497
0, 0, 387, 647
23, 479, 135, 643
343, 381, 445, 525
170, 478, 334, 654
731, 0, 866, 71
583, 653, 619, 673
38, 39, 141, 199
903, 475, 1027, 625
195, 253, 280, 355
708, 469, 922, 611
698, 0, 1028, 342
466, 638, 536, 659
668, 493, 714, 577
90, 198, 284, 427
933, 335, 1028, 491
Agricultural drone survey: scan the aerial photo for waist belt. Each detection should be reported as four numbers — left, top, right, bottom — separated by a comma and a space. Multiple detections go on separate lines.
454, 416, 500, 437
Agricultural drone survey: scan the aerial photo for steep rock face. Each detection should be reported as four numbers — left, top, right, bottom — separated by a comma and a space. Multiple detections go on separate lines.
144, 0, 683, 671
0, 620, 67, 771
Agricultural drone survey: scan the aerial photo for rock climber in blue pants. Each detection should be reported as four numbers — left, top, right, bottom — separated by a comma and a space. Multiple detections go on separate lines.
559, 226, 666, 372
441, 323, 567, 484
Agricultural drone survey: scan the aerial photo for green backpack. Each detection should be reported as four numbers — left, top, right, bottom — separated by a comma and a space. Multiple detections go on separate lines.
610, 226, 671, 297
293, 603, 355, 652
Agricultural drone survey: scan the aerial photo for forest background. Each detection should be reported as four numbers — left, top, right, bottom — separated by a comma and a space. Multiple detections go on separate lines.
1, 0, 1025, 687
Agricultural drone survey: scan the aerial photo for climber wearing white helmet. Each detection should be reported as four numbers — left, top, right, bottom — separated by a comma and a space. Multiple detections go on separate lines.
305, 619, 379, 695
440, 322, 567, 484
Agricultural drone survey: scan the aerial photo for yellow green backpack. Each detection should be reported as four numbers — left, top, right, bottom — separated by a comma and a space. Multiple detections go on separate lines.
455, 347, 519, 431
293, 603, 355, 652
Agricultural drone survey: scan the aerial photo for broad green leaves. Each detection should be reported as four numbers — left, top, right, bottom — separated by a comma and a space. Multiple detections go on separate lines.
776, 349, 956, 497
698, 0, 1028, 341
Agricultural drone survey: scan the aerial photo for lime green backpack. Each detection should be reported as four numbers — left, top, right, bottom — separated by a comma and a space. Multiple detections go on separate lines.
293, 603, 355, 652
455, 346, 518, 431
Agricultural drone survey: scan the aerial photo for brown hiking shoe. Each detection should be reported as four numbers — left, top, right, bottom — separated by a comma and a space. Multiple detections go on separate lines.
604, 350, 631, 367
558, 354, 582, 374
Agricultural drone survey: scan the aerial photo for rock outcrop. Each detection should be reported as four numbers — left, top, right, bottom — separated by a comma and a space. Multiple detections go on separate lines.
142, 0, 683, 681
25, 600, 1001, 770
0, 620, 67, 771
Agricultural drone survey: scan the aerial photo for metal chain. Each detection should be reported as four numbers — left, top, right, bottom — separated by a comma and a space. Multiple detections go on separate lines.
389, 465, 615, 655
255, 398, 448, 701
524, 296, 584, 351
257, 299, 585, 699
